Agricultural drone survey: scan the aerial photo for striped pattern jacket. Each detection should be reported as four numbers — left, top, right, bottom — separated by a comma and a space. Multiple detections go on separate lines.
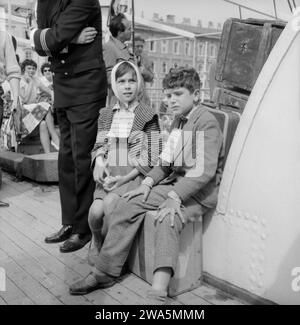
91, 102, 161, 176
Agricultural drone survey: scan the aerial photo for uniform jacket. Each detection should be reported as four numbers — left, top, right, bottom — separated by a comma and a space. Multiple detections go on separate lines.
147, 105, 224, 208
34, 0, 107, 108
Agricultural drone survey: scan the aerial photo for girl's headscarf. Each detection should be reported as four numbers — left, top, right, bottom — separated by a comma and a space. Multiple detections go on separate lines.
111, 60, 143, 103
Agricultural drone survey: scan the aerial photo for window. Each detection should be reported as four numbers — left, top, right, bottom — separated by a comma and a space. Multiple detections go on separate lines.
198, 43, 205, 57
185, 41, 191, 56
207, 62, 212, 74
151, 61, 155, 73
161, 40, 168, 54
209, 44, 216, 57
149, 41, 156, 52
198, 63, 203, 73
173, 40, 179, 55
162, 62, 167, 74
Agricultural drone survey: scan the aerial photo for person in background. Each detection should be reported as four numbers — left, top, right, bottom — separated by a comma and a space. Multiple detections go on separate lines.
0, 30, 21, 207
134, 35, 154, 85
103, 13, 134, 106
39, 62, 57, 125
40, 62, 53, 90
19, 59, 59, 153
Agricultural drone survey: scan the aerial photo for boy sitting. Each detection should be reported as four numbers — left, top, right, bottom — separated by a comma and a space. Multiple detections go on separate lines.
69, 67, 223, 303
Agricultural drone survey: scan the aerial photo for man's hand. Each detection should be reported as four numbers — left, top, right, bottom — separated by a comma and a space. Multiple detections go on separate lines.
72, 27, 98, 44
123, 184, 151, 202
155, 198, 186, 227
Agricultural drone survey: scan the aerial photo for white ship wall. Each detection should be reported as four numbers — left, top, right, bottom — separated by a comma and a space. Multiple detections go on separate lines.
203, 13, 300, 305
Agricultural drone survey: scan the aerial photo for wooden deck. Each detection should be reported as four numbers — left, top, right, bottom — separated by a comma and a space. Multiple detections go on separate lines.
0, 171, 248, 305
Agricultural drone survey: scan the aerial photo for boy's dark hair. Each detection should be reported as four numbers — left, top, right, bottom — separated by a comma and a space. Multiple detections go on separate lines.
162, 67, 201, 93
109, 13, 126, 38
115, 61, 137, 80
21, 59, 37, 74
41, 62, 51, 74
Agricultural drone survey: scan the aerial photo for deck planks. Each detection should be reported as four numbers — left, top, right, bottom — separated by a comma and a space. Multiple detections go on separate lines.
0, 171, 246, 305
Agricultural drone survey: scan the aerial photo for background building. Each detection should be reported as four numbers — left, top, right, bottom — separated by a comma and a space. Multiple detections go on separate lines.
0, 0, 46, 69
0, 1, 222, 108
134, 14, 221, 110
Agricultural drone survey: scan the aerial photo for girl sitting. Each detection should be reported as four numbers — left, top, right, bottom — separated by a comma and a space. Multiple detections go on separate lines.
88, 61, 161, 264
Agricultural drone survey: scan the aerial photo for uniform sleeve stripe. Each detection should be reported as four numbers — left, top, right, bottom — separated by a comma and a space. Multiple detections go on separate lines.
40, 28, 52, 57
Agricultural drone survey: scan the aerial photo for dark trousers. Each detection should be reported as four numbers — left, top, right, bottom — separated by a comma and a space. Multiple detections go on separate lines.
56, 99, 105, 234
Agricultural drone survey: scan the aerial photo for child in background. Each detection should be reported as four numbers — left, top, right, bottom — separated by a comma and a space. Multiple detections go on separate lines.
88, 60, 160, 265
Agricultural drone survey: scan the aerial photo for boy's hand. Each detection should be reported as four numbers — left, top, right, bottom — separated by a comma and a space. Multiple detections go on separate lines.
156, 198, 186, 227
123, 184, 151, 202
103, 175, 125, 192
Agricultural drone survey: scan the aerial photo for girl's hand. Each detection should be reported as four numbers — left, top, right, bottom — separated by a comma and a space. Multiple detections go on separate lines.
103, 175, 125, 192
93, 162, 109, 184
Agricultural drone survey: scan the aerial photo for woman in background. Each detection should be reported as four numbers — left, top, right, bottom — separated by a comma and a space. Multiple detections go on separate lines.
19, 59, 60, 152
0, 30, 21, 207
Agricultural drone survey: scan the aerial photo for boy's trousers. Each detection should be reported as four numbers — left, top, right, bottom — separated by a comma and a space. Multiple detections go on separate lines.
95, 184, 208, 277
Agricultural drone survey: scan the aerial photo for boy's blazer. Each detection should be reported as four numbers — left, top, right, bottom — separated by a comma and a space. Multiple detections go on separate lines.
147, 105, 224, 208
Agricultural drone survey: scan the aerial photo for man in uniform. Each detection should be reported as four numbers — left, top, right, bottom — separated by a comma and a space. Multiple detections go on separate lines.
31, 0, 107, 252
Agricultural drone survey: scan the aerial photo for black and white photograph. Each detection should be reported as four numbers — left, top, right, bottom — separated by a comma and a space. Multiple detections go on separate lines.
0, 0, 299, 314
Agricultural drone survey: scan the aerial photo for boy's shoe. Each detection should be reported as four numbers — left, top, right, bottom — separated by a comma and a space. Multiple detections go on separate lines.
146, 289, 168, 305
69, 272, 117, 295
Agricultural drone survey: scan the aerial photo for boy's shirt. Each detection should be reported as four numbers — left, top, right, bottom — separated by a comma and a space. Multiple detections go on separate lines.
147, 105, 224, 208
160, 105, 198, 164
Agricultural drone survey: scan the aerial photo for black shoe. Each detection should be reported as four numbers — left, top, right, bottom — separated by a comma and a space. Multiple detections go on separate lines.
59, 233, 91, 253
0, 200, 9, 207
45, 225, 73, 244
69, 272, 116, 295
